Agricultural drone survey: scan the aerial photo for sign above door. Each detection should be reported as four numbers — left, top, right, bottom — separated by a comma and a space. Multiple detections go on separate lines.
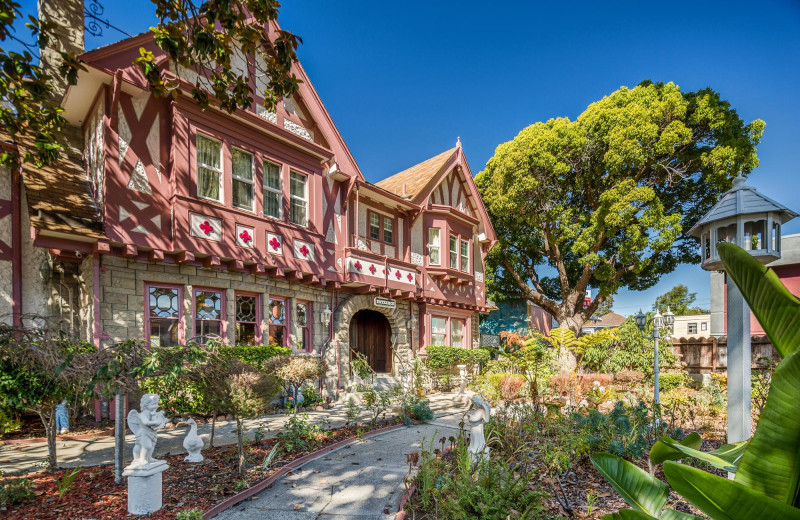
374, 297, 396, 309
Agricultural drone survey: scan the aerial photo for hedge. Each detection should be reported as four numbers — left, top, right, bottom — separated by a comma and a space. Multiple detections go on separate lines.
220, 344, 291, 369
424, 346, 491, 371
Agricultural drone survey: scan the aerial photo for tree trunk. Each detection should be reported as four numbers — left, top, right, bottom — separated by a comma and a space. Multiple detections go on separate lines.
210, 409, 217, 448
236, 417, 245, 476
39, 409, 57, 470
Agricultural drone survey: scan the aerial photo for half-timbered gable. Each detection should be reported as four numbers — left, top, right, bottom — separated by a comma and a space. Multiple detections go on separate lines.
4, 6, 497, 403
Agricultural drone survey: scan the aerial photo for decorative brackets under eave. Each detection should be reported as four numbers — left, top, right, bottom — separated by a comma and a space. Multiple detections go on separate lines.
177, 251, 195, 264
149, 249, 164, 261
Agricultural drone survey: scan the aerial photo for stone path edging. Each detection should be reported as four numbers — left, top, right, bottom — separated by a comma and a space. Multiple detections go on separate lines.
202, 423, 406, 519
394, 484, 416, 520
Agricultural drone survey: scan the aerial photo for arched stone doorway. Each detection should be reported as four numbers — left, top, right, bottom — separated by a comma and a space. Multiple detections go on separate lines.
349, 310, 392, 373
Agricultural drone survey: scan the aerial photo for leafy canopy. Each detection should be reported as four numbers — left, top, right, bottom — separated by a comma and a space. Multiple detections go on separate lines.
0, 0, 301, 170
652, 285, 708, 315
476, 81, 763, 331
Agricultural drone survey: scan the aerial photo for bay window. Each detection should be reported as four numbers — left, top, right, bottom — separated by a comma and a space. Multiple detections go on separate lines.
431, 316, 447, 346
449, 235, 458, 270
194, 289, 223, 343
196, 134, 222, 201
269, 297, 287, 346
460, 239, 469, 273
235, 294, 260, 345
147, 285, 182, 347
289, 171, 308, 226
231, 148, 254, 210
451, 320, 464, 348
428, 228, 441, 265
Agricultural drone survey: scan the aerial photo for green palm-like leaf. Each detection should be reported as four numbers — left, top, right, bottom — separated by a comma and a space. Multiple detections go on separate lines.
660, 510, 701, 520
717, 242, 800, 357
591, 452, 668, 516
602, 509, 699, 520
734, 349, 800, 505
664, 461, 800, 520
650, 434, 746, 473
649, 432, 701, 465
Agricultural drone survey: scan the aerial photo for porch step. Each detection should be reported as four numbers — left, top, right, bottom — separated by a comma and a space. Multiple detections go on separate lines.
371, 375, 405, 391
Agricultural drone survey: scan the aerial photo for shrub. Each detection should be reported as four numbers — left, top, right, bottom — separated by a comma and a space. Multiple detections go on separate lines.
221, 344, 291, 369
0, 478, 34, 508
276, 413, 330, 454
658, 372, 689, 393
424, 346, 491, 371
176, 509, 203, 520
613, 369, 645, 390
489, 373, 525, 401
400, 395, 434, 424
577, 373, 613, 394
0, 410, 21, 437
140, 377, 212, 416
301, 385, 322, 407
411, 437, 551, 520
264, 355, 326, 394
361, 387, 401, 425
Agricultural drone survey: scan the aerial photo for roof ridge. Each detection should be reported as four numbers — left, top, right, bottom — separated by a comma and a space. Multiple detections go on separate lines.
374, 147, 457, 199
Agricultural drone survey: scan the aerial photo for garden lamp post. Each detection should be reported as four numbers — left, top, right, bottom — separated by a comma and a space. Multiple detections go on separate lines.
688, 175, 796, 444
635, 306, 674, 406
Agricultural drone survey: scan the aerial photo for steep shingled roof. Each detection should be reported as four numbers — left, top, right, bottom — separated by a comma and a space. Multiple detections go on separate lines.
375, 147, 457, 201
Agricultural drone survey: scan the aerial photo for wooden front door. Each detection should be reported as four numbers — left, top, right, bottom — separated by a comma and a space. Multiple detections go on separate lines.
350, 310, 392, 373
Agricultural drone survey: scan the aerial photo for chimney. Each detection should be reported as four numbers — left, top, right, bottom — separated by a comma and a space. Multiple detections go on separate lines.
38, 0, 85, 103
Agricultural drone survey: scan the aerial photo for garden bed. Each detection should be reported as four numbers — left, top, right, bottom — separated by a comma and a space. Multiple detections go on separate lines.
1, 418, 402, 520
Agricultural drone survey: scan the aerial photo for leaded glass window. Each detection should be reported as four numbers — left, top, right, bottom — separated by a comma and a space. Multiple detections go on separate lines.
296, 302, 309, 351
194, 290, 222, 343
269, 297, 286, 346
235, 294, 259, 345
148, 286, 181, 347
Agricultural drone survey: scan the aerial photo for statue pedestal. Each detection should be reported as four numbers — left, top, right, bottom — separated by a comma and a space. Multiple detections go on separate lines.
123, 461, 168, 515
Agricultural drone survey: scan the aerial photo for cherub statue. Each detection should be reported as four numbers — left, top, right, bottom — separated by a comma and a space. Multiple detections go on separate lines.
466, 394, 491, 463
127, 393, 167, 468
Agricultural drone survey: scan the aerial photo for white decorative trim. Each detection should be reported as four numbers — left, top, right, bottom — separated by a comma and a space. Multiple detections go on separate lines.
256, 105, 278, 123
411, 252, 424, 266
236, 224, 255, 248
283, 119, 313, 141
293, 240, 315, 261
127, 160, 152, 194
190, 213, 222, 242
267, 232, 283, 255
475, 271, 484, 283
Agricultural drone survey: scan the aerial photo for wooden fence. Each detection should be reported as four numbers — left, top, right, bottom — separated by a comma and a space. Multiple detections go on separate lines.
669, 336, 778, 373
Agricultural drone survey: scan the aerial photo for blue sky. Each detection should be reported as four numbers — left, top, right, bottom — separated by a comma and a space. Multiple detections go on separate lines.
19, 0, 800, 315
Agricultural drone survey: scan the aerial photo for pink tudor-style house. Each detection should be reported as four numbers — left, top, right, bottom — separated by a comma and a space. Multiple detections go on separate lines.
0, 3, 497, 397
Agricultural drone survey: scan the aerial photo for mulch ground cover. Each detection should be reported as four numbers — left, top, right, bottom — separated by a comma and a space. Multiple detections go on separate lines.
2, 418, 398, 520
1, 417, 115, 442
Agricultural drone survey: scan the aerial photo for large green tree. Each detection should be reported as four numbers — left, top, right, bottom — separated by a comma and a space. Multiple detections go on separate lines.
477, 81, 763, 333
653, 284, 709, 315
1, 0, 301, 170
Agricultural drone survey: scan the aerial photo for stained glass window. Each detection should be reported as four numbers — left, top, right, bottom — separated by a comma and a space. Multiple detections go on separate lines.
235, 294, 259, 344
148, 286, 181, 347
194, 290, 222, 343
296, 302, 309, 351
269, 297, 286, 346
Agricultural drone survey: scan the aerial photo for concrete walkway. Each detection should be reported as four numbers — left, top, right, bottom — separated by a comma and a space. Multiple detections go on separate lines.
215, 407, 466, 519
0, 393, 469, 475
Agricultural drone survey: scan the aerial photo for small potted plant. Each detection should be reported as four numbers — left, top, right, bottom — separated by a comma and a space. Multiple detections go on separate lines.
413, 358, 425, 396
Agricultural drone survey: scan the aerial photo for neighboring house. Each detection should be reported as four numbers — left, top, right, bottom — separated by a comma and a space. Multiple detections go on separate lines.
672, 314, 711, 338
710, 233, 800, 337
479, 299, 555, 337
0, 1, 497, 398
580, 312, 626, 335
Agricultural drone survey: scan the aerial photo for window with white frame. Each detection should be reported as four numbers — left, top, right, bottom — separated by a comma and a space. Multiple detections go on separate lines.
688, 322, 698, 335
449, 235, 458, 270
701, 322, 708, 331
460, 239, 469, 273
451, 320, 464, 348
383, 218, 393, 244
431, 316, 447, 346
196, 134, 222, 201
428, 228, 441, 265
232, 148, 254, 210
263, 160, 282, 219
289, 171, 308, 226
369, 212, 381, 240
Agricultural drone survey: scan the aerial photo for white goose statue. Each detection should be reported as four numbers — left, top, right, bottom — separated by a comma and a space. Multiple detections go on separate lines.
182, 418, 204, 463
